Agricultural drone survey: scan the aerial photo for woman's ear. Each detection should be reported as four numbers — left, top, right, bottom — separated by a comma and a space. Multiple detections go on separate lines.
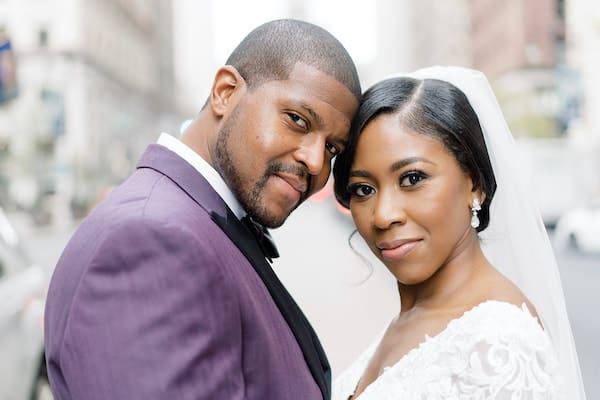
471, 184, 486, 206
467, 175, 486, 205
209, 66, 245, 117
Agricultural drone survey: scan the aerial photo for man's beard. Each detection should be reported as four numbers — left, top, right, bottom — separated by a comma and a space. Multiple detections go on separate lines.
213, 111, 311, 228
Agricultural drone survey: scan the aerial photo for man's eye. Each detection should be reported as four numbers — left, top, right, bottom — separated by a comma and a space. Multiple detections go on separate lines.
325, 142, 339, 156
349, 183, 376, 198
399, 171, 427, 187
287, 113, 308, 130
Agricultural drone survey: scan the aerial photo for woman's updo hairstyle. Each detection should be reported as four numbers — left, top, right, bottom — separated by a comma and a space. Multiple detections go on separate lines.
333, 77, 497, 232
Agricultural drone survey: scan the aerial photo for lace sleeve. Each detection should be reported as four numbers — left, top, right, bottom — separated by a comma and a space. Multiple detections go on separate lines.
407, 302, 563, 399
453, 328, 562, 398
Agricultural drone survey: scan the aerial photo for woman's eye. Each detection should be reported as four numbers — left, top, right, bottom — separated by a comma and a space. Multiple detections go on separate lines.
287, 113, 308, 130
349, 184, 376, 198
399, 171, 427, 187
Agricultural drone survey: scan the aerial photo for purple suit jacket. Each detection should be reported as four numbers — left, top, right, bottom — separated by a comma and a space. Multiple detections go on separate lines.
44, 145, 330, 400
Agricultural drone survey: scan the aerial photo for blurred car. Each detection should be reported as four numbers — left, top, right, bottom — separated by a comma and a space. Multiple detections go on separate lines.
0, 207, 52, 400
554, 200, 600, 254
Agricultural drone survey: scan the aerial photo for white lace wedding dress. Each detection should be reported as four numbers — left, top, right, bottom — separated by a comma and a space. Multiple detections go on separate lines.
333, 300, 563, 399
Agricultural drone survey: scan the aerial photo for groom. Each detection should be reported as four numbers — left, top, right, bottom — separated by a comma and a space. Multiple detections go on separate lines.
44, 19, 360, 400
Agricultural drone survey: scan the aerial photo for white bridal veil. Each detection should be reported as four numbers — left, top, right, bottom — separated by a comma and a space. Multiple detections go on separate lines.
396, 66, 586, 399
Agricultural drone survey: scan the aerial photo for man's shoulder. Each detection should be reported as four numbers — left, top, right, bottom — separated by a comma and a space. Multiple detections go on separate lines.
94, 166, 209, 219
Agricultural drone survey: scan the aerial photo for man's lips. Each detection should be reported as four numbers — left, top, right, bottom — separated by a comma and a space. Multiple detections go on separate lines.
377, 238, 422, 260
275, 173, 308, 195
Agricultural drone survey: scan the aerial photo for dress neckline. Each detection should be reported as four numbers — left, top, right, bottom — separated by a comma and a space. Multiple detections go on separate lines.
349, 300, 537, 399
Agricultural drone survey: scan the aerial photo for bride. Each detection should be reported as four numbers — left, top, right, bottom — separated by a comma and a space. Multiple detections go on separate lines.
331, 67, 586, 399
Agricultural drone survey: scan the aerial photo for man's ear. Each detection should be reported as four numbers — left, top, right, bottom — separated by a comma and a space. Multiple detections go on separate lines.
209, 65, 245, 117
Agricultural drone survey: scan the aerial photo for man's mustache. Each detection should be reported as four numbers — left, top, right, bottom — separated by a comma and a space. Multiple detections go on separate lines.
266, 162, 312, 196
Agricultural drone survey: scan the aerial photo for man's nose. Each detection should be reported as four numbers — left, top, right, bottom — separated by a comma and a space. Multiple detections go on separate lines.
294, 134, 326, 176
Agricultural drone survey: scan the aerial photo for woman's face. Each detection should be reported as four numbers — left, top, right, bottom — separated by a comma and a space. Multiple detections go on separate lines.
348, 113, 477, 285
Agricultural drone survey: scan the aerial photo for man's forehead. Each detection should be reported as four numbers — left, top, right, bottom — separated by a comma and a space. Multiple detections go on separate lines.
278, 64, 358, 117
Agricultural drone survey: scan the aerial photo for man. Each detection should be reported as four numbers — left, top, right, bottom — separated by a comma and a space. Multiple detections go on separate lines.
44, 19, 360, 400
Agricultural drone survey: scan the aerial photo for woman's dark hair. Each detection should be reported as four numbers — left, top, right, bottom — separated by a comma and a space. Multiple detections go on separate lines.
333, 77, 497, 232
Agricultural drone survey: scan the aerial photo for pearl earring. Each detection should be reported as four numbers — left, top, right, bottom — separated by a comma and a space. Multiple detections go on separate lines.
471, 198, 481, 229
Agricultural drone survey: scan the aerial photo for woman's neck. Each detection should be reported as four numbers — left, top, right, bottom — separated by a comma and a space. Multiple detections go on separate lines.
398, 232, 492, 313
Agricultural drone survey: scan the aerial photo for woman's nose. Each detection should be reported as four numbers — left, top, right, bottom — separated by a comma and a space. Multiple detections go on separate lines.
372, 189, 407, 229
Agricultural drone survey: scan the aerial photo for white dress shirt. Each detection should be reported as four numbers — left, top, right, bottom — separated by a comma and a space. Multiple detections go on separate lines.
156, 132, 245, 219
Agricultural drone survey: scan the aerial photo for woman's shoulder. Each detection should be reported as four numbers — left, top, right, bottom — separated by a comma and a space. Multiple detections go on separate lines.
444, 300, 561, 392
438, 300, 560, 383
446, 299, 547, 342
471, 264, 542, 322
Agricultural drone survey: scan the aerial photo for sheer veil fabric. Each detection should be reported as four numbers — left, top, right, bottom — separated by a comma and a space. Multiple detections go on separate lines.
388, 66, 586, 398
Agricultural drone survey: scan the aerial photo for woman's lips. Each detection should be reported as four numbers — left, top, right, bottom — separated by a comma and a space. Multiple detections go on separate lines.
377, 239, 422, 260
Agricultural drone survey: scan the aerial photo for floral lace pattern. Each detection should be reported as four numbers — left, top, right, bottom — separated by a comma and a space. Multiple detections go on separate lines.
333, 301, 562, 399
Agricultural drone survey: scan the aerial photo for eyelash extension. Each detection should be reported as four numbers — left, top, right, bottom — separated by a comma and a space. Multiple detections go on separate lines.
399, 170, 429, 187
346, 182, 375, 198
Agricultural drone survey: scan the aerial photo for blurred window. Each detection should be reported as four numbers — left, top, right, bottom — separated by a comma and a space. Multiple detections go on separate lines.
38, 28, 48, 48
557, 0, 565, 19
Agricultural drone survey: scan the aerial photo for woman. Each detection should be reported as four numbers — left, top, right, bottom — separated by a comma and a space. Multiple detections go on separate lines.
332, 67, 586, 399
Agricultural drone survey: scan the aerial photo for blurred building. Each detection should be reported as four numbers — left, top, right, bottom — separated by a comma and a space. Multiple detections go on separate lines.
470, 0, 564, 138
0, 0, 182, 224
469, 0, 598, 220
564, 0, 600, 200
172, 0, 215, 116
407, 0, 472, 69
264, 0, 471, 89
566, 0, 600, 138
357, 0, 471, 87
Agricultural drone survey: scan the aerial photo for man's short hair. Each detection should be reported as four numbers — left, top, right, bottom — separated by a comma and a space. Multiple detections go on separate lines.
226, 19, 361, 101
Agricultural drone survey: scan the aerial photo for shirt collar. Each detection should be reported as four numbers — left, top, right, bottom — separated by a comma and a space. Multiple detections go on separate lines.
156, 132, 246, 219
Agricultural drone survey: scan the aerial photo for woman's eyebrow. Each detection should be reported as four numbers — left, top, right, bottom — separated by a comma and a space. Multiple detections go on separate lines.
349, 157, 436, 178
390, 157, 436, 172
349, 170, 371, 178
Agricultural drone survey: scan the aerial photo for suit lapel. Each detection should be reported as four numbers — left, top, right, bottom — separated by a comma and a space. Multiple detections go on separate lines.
137, 145, 331, 399
211, 209, 331, 400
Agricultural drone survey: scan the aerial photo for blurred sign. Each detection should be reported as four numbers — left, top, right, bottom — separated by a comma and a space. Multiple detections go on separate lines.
0, 30, 18, 104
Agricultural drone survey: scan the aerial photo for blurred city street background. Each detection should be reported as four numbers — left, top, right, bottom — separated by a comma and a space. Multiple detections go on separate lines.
1, 0, 599, 399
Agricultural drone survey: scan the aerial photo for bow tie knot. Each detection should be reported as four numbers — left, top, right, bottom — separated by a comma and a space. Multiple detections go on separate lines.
241, 215, 280, 262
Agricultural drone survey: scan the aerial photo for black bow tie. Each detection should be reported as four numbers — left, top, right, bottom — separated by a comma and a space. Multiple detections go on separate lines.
240, 215, 280, 262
